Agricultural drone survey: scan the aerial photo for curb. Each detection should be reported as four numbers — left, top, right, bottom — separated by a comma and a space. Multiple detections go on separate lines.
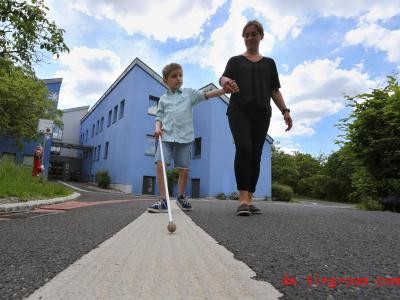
0, 192, 81, 213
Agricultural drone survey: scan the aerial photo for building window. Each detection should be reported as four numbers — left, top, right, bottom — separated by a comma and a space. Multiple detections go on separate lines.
119, 100, 125, 119
93, 147, 97, 161
142, 176, 155, 194
52, 126, 63, 140
193, 137, 201, 158
113, 105, 118, 123
51, 146, 61, 155
108, 110, 112, 127
100, 117, 104, 132
191, 179, 200, 198
148, 95, 159, 115
85, 130, 88, 142
97, 145, 101, 161
104, 141, 109, 159
92, 124, 95, 137
96, 120, 99, 135
144, 134, 156, 156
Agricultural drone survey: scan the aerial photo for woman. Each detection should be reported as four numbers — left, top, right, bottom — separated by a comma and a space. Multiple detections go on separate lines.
220, 20, 293, 216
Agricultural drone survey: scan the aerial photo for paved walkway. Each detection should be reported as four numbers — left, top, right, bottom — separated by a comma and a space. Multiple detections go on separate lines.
27, 200, 281, 300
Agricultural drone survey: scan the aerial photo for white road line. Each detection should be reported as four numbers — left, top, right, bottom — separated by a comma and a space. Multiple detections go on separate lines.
57, 181, 93, 192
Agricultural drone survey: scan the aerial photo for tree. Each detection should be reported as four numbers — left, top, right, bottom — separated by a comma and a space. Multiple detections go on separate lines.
338, 75, 400, 199
0, 58, 62, 143
293, 152, 321, 179
322, 149, 354, 202
271, 145, 299, 187
0, 0, 69, 67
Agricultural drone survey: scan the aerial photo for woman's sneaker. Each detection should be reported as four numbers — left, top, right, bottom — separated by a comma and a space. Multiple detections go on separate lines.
147, 199, 168, 213
249, 204, 262, 214
236, 203, 251, 216
176, 195, 193, 211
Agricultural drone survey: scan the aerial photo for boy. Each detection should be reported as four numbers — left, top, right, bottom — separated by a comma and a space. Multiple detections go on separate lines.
147, 63, 238, 213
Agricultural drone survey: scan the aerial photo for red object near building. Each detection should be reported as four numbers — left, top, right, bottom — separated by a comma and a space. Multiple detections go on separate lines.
32, 145, 44, 177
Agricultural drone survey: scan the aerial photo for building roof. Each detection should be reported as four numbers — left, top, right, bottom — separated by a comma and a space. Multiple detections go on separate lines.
81, 57, 166, 123
43, 78, 63, 84
62, 106, 90, 113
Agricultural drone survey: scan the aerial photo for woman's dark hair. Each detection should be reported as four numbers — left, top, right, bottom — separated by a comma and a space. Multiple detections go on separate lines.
242, 20, 264, 37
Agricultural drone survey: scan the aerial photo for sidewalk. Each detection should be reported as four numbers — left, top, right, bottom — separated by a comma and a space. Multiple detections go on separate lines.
0, 192, 81, 213
27, 201, 282, 300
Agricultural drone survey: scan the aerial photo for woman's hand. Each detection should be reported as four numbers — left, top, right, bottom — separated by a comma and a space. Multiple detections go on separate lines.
283, 112, 293, 132
221, 76, 239, 93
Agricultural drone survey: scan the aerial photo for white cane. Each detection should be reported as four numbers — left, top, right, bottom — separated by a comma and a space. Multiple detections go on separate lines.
158, 136, 176, 233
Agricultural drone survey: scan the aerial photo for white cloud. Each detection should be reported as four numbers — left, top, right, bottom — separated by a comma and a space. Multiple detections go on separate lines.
39, 0, 398, 156
66, 0, 226, 41
55, 47, 123, 109
361, 3, 400, 23
268, 58, 377, 139
344, 23, 400, 63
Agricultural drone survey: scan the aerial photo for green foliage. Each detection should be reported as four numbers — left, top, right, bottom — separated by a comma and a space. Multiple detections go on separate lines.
322, 149, 354, 202
0, 57, 63, 142
229, 191, 239, 200
95, 170, 111, 189
357, 196, 384, 211
338, 74, 400, 198
272, 183, 293, 201
167, 168, 179, 185
216, 192, 227, 200
0, 156, 72, 201
271, 145, 299, 187
166, 168, 179, 196
0, 0, 69, 67
293, 152, 321, 179
297, 174, 329, 199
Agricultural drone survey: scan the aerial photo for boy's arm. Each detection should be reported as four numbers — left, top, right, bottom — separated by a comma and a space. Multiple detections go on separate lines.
204, 88, 225, 99
155, 120, 162, 137
204, 84, 239, 99
155, 98, 164, 137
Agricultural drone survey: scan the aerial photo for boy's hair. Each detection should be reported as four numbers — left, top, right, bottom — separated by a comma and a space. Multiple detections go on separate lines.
162, 63, 182, 79
242, 20, 264, 37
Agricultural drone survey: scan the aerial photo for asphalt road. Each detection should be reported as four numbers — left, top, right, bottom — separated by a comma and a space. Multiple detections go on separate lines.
1, 186, 399, 300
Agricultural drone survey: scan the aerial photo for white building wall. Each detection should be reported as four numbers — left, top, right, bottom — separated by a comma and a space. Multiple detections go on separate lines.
60, 106, 89, 157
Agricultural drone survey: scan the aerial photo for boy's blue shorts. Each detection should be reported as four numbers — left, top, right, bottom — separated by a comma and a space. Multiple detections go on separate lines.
154, 141, 191, 169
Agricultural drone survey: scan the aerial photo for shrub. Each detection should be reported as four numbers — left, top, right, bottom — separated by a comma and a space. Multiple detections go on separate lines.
296, 174, 329, 199
357, 196, 383, 211
272, 183, 293, 201
229, 192, 239, 200
216, 192, 226, 200
95, 170, 111, 189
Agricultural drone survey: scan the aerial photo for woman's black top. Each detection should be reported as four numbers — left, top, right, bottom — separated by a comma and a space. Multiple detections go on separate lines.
222, 55, 280, 114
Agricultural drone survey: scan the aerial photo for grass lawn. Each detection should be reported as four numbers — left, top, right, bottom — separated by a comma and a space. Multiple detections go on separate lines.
0, 158, 73, 203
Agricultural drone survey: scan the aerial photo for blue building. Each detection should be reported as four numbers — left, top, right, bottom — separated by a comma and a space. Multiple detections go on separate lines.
79, 58, 273, 198
0, 78, 62, 177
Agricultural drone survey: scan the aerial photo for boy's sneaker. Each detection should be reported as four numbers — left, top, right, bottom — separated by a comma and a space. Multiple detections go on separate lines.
176, 195, 193, 211
249, 204, 262, 214
236, 203, 251, 216
147, 199, 168, 213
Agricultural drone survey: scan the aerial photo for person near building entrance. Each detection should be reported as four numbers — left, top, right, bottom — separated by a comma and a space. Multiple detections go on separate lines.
32, 145, 44, 177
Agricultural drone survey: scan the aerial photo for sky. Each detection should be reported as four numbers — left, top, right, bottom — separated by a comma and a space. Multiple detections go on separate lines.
35, 0, 400, 156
